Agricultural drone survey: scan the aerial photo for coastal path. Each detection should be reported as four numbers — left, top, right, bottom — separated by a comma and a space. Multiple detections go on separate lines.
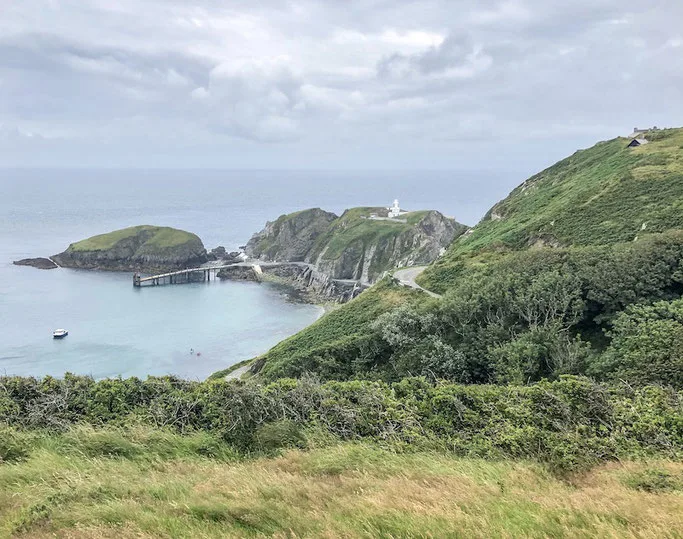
393, 266, 442, 298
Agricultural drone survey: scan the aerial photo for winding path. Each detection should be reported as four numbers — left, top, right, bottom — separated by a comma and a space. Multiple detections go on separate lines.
393, 266, 442, 298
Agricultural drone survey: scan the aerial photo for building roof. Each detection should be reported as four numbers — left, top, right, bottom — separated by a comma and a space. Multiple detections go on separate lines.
628, 138, 649, 147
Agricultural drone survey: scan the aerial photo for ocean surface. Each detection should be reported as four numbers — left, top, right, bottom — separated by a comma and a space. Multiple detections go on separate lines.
0, 169, 501, 380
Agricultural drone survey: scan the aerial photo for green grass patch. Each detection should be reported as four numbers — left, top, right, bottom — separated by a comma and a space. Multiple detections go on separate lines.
1, 436, 682, 538
68, 225, 200, 252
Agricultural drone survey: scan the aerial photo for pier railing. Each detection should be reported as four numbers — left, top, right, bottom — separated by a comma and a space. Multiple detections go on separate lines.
133, 264, 245, 287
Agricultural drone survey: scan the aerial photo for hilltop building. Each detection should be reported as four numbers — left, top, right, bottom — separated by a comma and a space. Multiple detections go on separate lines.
628, 138, 649, 148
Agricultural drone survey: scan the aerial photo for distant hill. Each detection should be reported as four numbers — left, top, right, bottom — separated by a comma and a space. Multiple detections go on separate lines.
52, 225, 207, 272
246, 207, 467, 284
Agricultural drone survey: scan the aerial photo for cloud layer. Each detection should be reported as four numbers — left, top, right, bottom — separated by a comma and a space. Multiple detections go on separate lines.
1, 0, 682, 168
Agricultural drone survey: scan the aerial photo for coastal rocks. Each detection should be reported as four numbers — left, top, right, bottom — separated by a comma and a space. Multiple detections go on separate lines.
51, 225, 207, 273
217, 262, 367, 303
207, 246, 243, 264
245, 208, 338, 261
216, 265, 262, 281
13, 257, 58, 270
247, 207, 467, 284
242, 206, 467, 301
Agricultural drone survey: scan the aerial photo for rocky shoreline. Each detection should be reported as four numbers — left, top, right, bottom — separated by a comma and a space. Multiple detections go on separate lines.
216, 262, 369, 304
13, 257, 59, 270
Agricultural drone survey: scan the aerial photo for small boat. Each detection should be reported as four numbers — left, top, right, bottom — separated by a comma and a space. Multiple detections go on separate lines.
53, 329, 68, 339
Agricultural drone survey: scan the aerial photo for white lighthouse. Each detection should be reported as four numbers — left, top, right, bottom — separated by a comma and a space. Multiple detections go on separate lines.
388, 199, 401, 218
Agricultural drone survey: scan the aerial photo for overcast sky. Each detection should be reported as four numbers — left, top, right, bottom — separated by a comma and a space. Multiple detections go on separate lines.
1, 0, 681, 170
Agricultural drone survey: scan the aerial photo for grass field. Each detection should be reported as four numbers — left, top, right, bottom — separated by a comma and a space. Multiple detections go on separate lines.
2, 428, 682, 538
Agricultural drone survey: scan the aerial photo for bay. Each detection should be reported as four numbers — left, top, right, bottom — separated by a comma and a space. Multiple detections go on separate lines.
0, 168, 494, 379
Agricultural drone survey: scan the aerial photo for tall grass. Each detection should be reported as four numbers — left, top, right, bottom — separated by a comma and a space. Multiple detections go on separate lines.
1, 428, 682, 538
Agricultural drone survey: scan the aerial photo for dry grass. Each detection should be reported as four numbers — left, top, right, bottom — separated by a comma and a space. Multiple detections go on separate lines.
2, 440, 683, 538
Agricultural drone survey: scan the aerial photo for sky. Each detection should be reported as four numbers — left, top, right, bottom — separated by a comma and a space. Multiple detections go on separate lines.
0, 0, 682, 171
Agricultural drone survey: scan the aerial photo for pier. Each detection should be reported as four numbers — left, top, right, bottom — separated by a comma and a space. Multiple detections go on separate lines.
133, 264, 245, 287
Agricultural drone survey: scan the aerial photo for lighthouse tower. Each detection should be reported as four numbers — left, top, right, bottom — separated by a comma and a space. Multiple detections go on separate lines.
388, 199, 401, 218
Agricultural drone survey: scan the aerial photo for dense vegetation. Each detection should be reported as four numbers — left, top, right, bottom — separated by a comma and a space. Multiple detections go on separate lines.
2, 375, 681, 475
255, 279, 426, 379
254, 231, 683, 386
248, 129, 683, 389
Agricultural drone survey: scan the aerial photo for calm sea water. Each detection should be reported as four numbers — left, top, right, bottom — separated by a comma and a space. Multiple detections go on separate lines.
0, 169, 500, 380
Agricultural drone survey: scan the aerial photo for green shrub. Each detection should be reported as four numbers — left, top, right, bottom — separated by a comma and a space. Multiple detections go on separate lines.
593, 299, 683, 388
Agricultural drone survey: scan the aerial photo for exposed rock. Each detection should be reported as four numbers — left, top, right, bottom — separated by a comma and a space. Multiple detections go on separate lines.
211, 246, 227, 258
246, 207, 468, 285
13, 257, 58, 270
217, 262, 367, 303
528, 234, 562, 249
216, 265, 262, 282
245, 208, 338, 261
51, 225, 207, 273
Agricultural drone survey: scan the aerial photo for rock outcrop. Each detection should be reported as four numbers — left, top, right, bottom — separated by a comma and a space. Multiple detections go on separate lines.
51, 225, 207, 272
245, 208, 338, 262
245, 207, 467, 285
13, 257, 58, 270
217, 262, 367, 303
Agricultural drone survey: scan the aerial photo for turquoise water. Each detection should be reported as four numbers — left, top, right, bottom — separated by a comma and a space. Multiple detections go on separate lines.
0, 169, 495, 379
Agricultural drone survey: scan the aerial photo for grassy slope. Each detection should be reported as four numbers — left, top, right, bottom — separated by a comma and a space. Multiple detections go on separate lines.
257, 279, 426, 379
307, 207, 413, 262
249, 128, 683, 379
69, 225, 201, 252
2, 430, 682, 538
421, 127, 683, 292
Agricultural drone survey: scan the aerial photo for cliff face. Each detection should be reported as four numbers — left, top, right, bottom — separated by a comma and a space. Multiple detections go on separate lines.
245, 207, 467, 284
246, 208, 338, 261
52, 225, 207, 272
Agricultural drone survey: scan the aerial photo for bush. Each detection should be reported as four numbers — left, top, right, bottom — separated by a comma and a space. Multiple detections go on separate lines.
593, 299, 683, 388
1, 374, 681, 473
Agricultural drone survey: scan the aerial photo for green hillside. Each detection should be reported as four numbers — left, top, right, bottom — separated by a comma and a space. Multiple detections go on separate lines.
422, 128, 683, 290
244, 128, 683, 388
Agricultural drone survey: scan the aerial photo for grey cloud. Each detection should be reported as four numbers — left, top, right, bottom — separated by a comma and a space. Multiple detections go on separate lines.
1, 0, 683, 169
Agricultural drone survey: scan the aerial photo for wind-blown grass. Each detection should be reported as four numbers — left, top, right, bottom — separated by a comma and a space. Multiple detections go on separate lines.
1, 430, 682, 538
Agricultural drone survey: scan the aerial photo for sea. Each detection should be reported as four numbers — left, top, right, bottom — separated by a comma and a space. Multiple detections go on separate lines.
0, 168, 503, 380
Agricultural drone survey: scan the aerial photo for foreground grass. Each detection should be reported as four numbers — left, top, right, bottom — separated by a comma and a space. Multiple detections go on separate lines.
1, 429, 682, 538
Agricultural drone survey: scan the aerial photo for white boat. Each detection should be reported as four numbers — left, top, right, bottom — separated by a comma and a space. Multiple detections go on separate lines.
53, 329, 68, 339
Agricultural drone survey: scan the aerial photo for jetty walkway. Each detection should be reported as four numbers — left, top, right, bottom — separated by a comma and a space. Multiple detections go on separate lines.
133, 264, 248, 286
133, 262, 311, 287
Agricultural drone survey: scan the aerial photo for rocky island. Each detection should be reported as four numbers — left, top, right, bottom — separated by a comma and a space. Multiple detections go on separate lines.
50, 225, 207, 272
